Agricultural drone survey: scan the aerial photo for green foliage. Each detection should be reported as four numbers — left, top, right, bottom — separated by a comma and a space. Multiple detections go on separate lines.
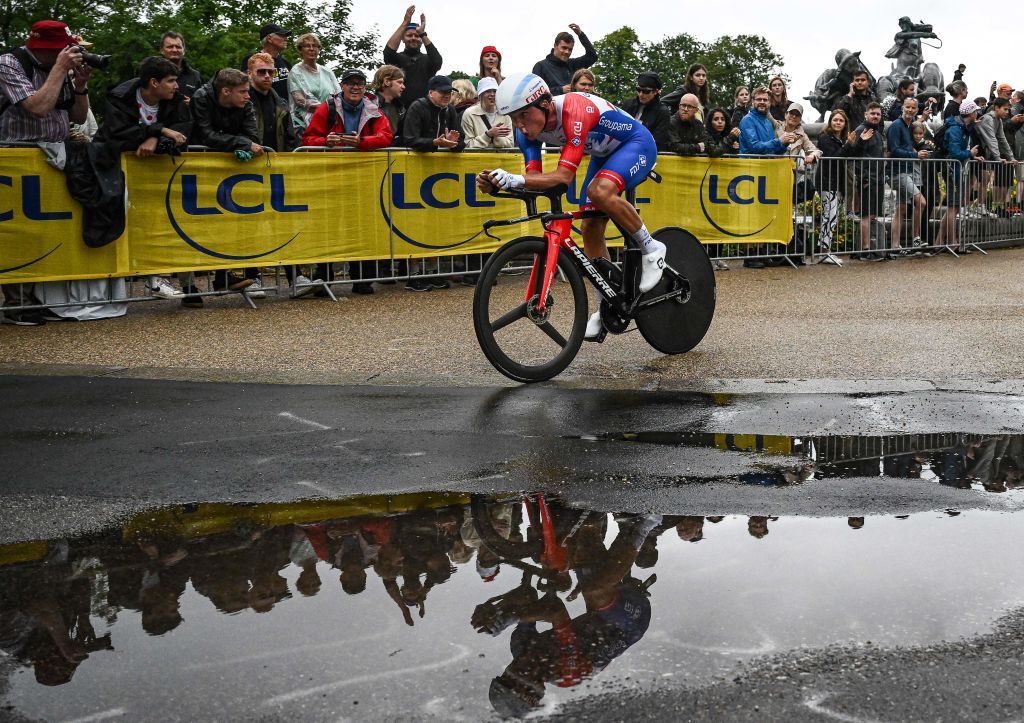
642, 32, 703, 96
591, 26, 786, 107
590, 27, 644, 102
701, 35, 788, 105
2, 0, 379, 115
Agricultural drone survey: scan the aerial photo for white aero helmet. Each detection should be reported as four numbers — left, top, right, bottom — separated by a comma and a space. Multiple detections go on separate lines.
496, 72, 551, 115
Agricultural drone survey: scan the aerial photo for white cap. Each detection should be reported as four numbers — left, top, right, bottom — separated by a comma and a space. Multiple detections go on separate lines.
477, 76, 498, 95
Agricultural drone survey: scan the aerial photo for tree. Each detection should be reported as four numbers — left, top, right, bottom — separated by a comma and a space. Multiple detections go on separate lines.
643, 32, 703, 94
590, 27, 644, 103
1, 0, 378, 117
589, 26, 786, 108
701, 35, 787, 107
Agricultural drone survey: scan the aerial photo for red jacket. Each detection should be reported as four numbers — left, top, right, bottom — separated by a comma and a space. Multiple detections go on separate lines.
301, 92, 393, 150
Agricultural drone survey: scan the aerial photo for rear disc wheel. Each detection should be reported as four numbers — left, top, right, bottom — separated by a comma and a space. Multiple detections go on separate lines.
635, 226, 716, 354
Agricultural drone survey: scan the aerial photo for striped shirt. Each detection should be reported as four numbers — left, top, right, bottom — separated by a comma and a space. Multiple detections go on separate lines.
0, 49, 75, 143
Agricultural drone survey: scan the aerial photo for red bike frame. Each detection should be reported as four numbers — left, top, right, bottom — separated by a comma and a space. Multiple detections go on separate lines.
526, 213, 598, 314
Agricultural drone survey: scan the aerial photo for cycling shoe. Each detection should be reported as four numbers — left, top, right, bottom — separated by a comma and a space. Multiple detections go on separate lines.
584, 310, 606, 343
638, 241, 667, 293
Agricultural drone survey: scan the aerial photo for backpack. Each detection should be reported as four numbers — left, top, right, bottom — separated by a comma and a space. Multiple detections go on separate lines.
931, 124, 949, 158
0, 48, 76, 117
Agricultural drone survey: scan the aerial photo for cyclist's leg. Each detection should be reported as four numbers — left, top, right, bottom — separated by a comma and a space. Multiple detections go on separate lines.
582, 135, 665, 293
577, 157, 614, 340
578, 154, 612, 261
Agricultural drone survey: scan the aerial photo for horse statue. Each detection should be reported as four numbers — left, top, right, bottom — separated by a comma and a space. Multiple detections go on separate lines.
805, 49, 877, 122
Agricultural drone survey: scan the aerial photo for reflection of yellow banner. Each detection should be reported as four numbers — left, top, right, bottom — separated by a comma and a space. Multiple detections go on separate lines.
1, 149, 793, 283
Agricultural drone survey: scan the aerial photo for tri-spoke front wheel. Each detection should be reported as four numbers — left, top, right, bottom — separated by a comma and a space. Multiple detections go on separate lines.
473, 236, 588, 383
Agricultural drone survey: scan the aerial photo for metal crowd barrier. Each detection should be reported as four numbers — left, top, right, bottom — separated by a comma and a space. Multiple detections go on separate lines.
804, 156, 1024, 265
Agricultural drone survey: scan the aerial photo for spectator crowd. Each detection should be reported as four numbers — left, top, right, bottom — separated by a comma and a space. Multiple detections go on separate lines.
2, 10, 1022, 323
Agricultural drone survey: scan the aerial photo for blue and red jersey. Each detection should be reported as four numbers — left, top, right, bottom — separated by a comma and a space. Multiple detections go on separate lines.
517, 92, 647, 174
516, 92, 657, 199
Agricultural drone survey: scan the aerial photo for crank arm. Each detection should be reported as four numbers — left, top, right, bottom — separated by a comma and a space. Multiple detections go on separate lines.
633, 287, 687, 310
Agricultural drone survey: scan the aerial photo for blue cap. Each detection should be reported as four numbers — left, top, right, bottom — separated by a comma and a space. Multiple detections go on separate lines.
428, 75, 453, 92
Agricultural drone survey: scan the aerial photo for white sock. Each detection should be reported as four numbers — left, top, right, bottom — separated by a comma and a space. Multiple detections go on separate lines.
632, 224, 660, 255
592, 286, 603, 311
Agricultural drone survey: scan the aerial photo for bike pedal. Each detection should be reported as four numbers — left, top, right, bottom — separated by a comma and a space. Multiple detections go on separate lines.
584, 328, 607, 344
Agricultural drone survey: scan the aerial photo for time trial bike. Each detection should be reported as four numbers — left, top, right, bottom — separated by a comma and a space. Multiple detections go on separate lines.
471, 174, 716, 383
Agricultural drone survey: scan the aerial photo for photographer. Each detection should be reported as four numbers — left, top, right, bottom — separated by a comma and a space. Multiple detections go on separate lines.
0, 19, 92, 326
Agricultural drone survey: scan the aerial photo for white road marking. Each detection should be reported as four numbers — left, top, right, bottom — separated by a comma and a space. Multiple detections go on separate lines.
814, 417, 838, 434
262, 644, 472, 706
460, 473, 507, 484
647, 628, 776, 656
61, 709, 127, 723
803, 693, 883, 723
422, 698, 466, 721
278, 412, 331, 430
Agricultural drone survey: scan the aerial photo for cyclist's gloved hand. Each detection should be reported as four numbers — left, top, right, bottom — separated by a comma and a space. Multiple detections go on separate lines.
489, 168, 525, 191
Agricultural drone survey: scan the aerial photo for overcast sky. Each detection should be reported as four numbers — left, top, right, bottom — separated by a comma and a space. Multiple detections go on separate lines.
349, 2, 1015, 108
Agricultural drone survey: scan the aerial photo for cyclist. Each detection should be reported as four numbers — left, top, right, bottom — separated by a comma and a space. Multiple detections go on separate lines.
476, 72, 666, 341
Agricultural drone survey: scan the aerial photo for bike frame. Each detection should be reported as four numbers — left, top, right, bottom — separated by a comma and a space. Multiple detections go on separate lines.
529, 212, 619, 314
480, 178, 685, 321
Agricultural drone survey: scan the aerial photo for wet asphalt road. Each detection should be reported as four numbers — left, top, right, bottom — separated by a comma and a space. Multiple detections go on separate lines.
2, 374, 1024, 721
3, 374, 1024, 544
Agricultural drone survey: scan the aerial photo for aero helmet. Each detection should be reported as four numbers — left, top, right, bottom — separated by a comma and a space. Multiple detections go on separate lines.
496, 72, 550, 115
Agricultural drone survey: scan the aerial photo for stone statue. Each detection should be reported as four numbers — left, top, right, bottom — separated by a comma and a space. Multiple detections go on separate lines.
805, 49, 877, 123
914, 62, 945, 111
877, 17, 943, 102
806, 18, 943, 122
884, 16, 940, 79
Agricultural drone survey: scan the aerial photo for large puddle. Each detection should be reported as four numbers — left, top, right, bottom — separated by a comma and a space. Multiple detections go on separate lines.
2, 462, 1023, 721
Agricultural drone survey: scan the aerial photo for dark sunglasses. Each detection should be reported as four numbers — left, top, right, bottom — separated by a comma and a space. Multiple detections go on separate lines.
254, 68, 275, 77
636, 86, 656, 94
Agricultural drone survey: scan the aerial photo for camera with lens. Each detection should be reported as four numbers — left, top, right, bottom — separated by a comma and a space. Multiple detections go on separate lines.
73, 44, 111, 70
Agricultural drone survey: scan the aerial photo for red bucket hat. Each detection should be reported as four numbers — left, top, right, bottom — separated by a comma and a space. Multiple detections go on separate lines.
26, 20, 82, 50
480, 45, 502, 60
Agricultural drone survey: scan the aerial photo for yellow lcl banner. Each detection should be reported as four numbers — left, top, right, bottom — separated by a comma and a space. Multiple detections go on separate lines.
0, 149, 793, 283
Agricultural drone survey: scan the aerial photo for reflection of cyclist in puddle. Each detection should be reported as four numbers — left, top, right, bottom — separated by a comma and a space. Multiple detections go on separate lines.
472, 513, 661, 716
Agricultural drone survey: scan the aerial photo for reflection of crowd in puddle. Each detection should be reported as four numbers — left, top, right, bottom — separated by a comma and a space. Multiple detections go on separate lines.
0, 541, 112, 686
1, 446, 1020, 712
869, 435, 1024, 493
